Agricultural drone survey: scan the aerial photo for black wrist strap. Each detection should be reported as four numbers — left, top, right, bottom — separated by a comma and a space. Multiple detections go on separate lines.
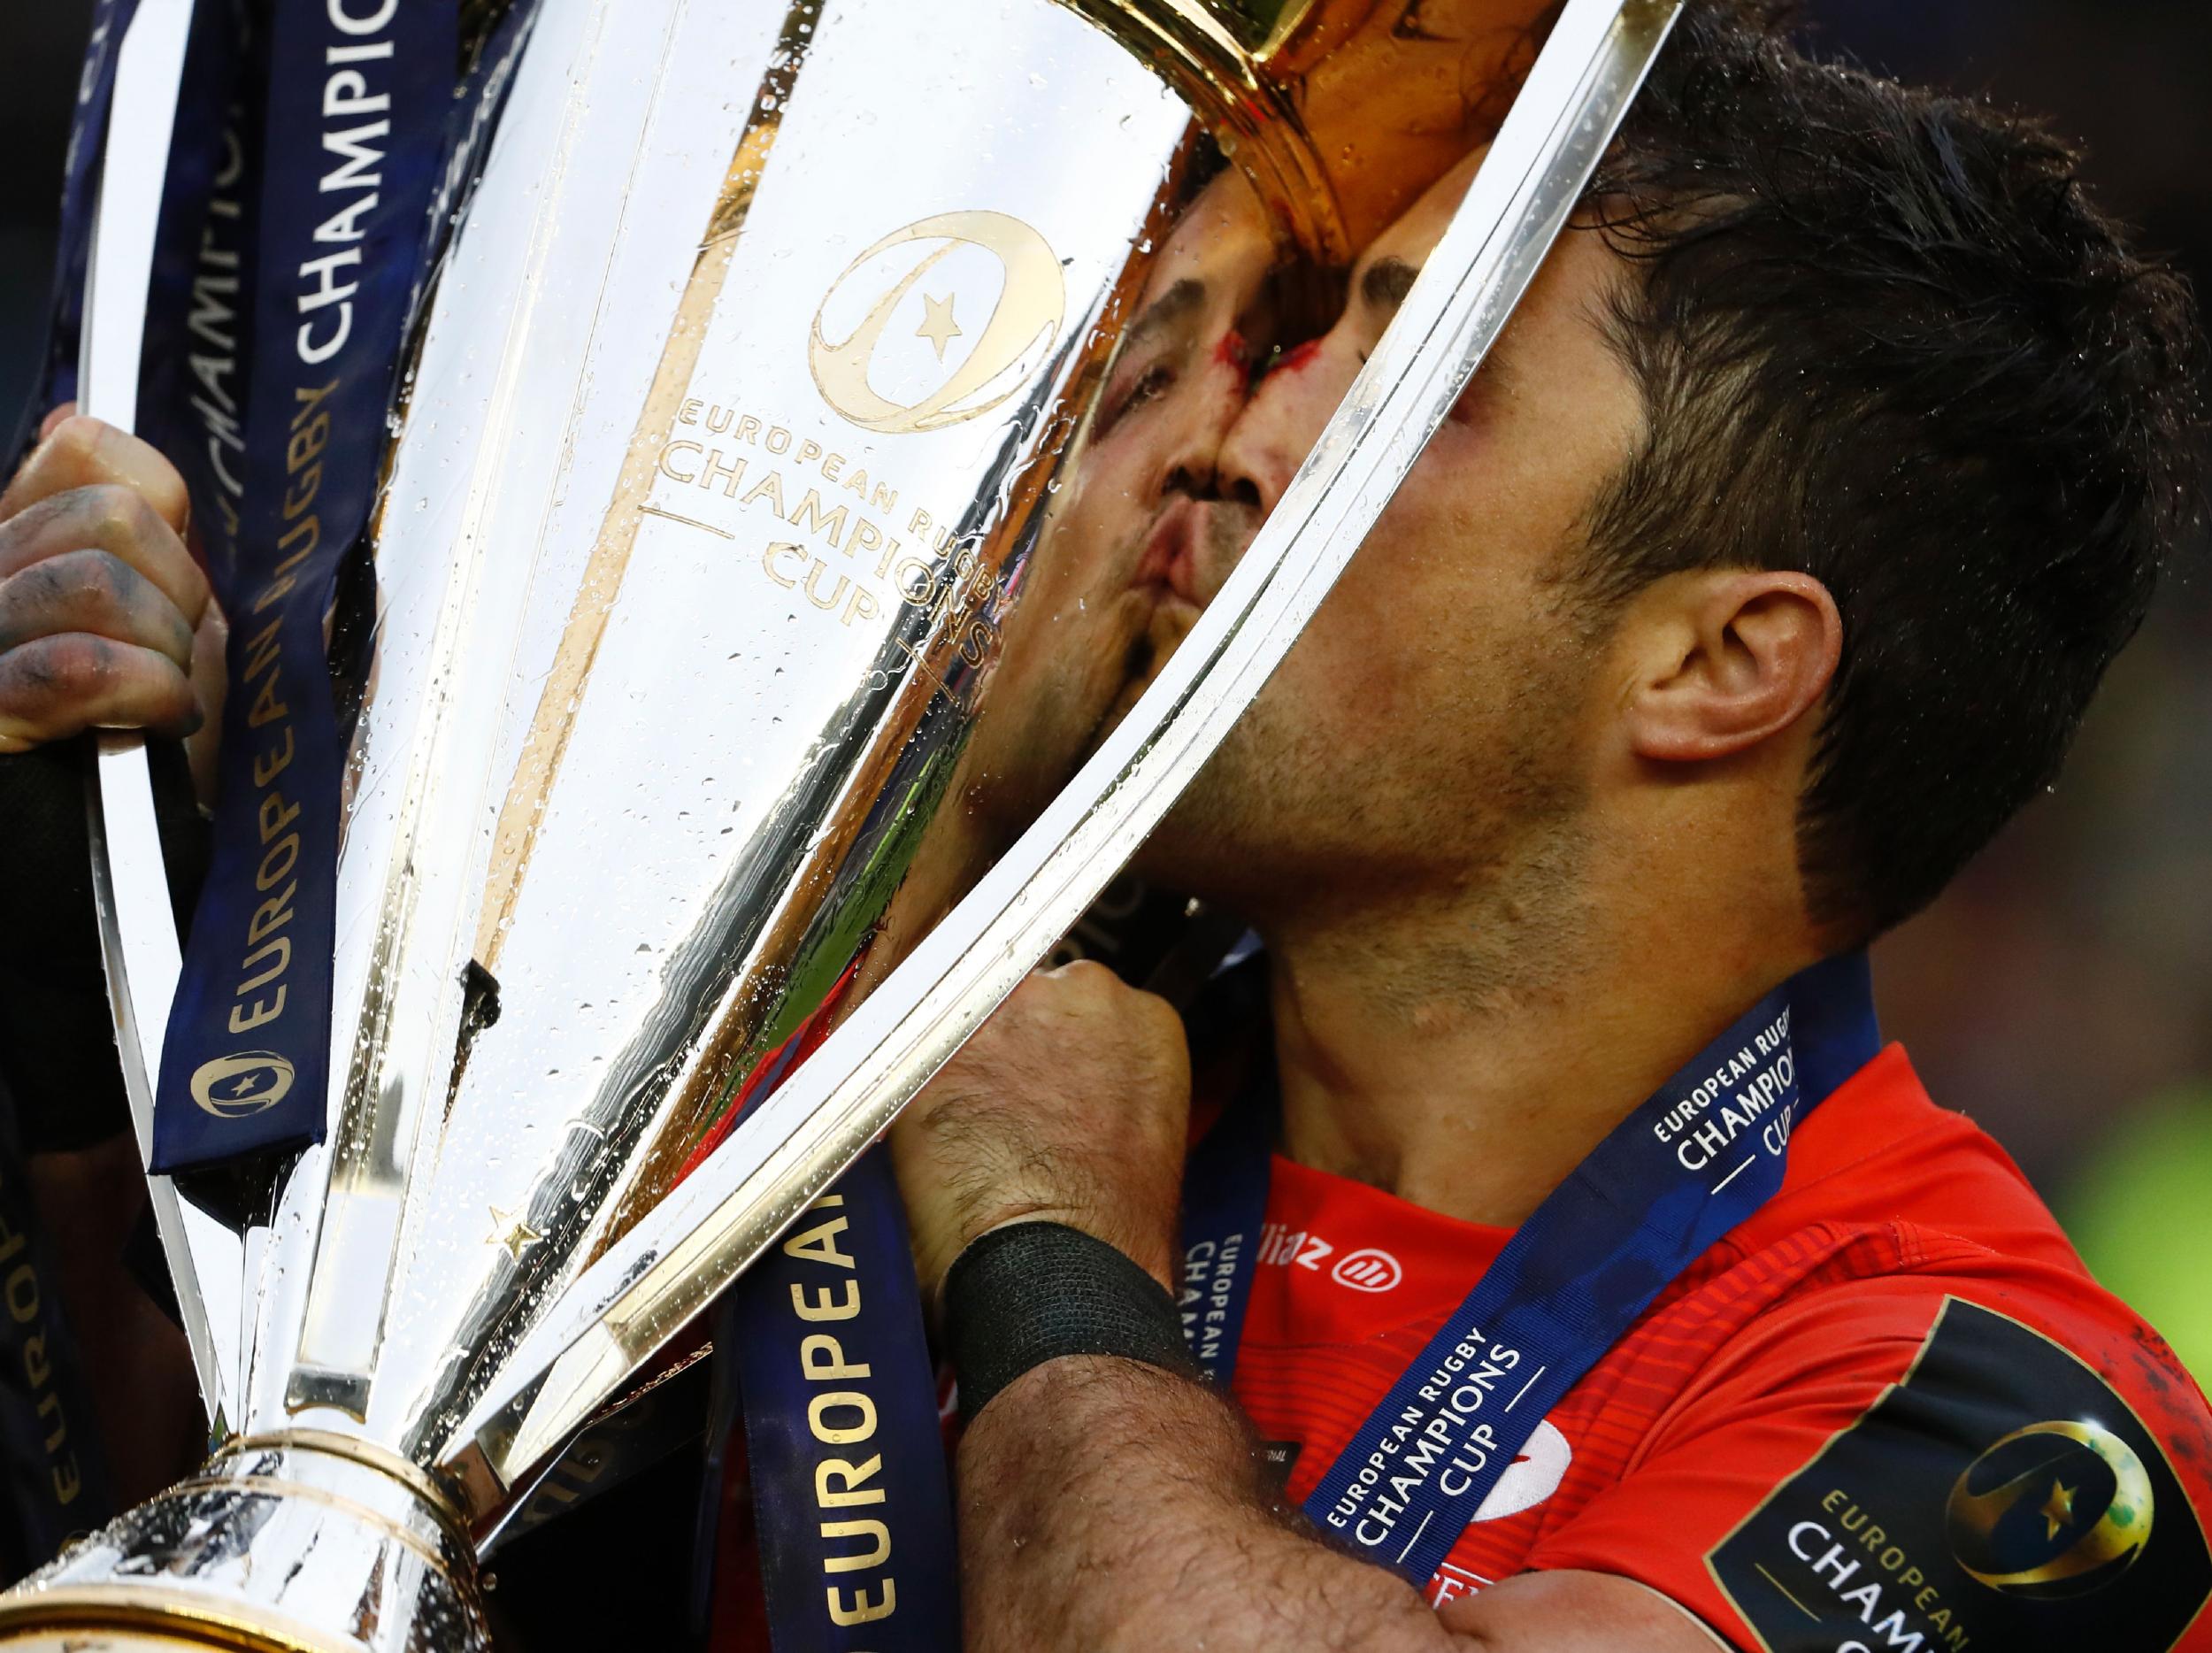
943, 1221, 1199, 1422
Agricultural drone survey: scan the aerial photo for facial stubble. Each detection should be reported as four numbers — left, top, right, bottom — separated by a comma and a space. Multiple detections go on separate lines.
1135, 580, 1607, 1014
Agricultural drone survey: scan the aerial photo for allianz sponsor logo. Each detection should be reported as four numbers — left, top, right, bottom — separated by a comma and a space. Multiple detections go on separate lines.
1256, 1223, 1403, 1294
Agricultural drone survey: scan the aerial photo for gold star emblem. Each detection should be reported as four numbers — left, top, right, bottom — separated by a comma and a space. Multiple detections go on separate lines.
916, 291, 962, 360
488, 1204, 544, 1262
2041, 1479, 2077, 1540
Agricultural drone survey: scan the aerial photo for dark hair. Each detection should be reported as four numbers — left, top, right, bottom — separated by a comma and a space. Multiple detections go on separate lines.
1576, 5, 2208, 940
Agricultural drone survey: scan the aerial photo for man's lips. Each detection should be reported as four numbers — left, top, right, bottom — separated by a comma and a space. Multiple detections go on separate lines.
1132, 497, 1211, 607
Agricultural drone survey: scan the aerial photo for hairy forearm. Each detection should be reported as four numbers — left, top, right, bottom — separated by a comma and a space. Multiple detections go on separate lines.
955, 1355, 1466, 1653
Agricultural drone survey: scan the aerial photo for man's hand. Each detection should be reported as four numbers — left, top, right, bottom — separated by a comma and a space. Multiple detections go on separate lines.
889, 959, 1192, 1299
894, 971, 1724, 1652
0, 411, 210, 754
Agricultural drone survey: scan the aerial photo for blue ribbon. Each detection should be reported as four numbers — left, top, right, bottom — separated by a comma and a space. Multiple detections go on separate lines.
148, 0, 457, 1173
725, 1148, 961, 1651
1177, 1088, 1270, 1389
135, 0, 256, 565
0, 1075, 114, 1573
1180, 952, 1880, 1585
10, 0, 142, 461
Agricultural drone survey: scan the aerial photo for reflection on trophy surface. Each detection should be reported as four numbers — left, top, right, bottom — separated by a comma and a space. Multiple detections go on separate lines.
0, 0, 1678, 1646
879, 167, 1285, 953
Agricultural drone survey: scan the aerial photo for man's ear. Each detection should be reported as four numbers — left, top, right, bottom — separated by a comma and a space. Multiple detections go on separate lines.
1622, 570, 1841, 765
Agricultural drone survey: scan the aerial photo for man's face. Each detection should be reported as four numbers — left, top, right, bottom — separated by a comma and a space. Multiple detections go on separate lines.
1141, 150, 1648, 910
955, 172, 1279, 831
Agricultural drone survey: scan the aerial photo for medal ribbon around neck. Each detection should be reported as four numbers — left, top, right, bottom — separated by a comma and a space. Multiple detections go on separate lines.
1179, 951, 1881, 1585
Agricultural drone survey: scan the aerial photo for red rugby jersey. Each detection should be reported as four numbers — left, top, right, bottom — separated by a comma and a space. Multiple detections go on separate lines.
1226, 1044, 2212, 1650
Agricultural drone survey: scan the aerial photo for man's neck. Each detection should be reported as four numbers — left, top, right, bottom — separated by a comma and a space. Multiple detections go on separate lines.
1259, 857, 1812, 1230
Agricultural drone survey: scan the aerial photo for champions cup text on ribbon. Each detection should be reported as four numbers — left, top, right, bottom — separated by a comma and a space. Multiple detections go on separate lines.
1179, 952, 1882, 1588
148, 0, 456, 1173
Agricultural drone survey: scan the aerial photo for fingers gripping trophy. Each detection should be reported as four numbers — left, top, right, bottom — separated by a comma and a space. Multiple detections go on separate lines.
0, 0, 1677, 1646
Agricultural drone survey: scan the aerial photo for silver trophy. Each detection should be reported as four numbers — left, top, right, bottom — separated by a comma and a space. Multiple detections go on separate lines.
0, 0, 1675, 1646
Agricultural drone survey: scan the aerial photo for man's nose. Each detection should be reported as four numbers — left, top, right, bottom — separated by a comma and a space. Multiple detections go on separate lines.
1216, 334, 1359, 519
1152, 342, 1256, 504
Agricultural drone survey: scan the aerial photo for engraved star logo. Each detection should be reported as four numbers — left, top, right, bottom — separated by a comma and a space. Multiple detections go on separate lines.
917, 291, 963, 360
2041, 1478, 2077, 1540
488, 1204, 544, 1262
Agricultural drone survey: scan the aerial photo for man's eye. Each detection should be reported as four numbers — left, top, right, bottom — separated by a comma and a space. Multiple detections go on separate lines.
1125, 365, 1174, 410
1099, 364, 1175, 435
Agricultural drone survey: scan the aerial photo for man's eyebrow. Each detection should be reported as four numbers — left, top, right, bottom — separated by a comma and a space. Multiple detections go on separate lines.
1125, 278, 1207, 350
1360, 257, 1419, 315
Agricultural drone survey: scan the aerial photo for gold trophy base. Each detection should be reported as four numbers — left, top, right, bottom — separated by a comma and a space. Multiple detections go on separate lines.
0, 1434, 488, 1653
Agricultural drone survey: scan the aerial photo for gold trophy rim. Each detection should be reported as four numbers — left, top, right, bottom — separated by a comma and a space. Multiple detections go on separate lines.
0, 1583, 371, 1653
0, 1429, 486, 1652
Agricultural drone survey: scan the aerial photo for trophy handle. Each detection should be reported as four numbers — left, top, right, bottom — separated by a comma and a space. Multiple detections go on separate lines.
448, 0, 1684, 1505
77, 0, 245, 1435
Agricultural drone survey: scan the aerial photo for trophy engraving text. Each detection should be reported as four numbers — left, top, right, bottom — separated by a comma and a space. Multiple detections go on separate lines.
649, 403, 1002, 671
